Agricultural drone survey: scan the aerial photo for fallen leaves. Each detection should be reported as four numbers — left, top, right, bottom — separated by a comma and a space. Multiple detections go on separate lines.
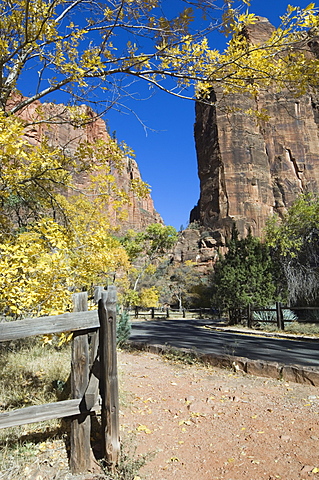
136, 424, 152, 434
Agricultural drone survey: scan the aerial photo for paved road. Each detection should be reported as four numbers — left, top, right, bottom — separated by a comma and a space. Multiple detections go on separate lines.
129, 319, 319, 368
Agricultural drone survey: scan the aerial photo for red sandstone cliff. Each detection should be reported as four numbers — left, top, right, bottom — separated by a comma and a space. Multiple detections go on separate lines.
191, 17, 319, 245
14, 97, 162, 231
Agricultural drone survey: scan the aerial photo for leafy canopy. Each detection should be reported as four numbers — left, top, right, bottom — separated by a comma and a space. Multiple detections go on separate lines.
2, 0, 319, 116
120, 223, 177, 296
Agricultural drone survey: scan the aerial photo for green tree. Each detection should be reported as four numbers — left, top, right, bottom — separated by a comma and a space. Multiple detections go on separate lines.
117, 307, 131, 347
266, 193, 319, 305
139, 259, 212, 309
120, 223, 177, 291
212, 227, 278, 323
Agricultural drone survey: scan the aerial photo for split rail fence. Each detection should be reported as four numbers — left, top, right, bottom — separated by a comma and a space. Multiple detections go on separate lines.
0, 286, 119, 474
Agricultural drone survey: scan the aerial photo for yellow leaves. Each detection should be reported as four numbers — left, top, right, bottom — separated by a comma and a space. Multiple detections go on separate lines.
136, 424, 152, 434
139, 286, 159, 308
237, 13, 257, 25
42, 334, 53, 346
178, 419, 191, 426
57, 332, 73, 347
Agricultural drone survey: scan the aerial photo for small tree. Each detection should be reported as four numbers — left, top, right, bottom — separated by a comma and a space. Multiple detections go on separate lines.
139, 260, 212, 310
116, 307, 131, 347
212, 226, 278, 323
139, 287, 159, 309
266, 193, 319, 305
120, 224, 177, 291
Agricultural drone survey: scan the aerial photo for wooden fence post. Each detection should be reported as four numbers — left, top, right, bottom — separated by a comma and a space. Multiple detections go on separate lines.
97, 286, 120, 469
276, 302, 284, 330
247, 304, 253, 329
70, 292, 92, 474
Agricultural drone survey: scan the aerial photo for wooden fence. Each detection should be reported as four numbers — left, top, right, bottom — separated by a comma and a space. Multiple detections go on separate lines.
246, 303, 319, 330
130, 304, 319, 331
130, 306, 217, 319
0, 286, 119, 474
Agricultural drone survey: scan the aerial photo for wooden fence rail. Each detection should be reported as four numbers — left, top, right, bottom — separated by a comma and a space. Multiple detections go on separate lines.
0, 286, 119, 474
130, 306, 218, 320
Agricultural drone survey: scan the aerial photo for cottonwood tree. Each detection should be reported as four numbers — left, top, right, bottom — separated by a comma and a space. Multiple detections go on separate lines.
120, 223, 177, 298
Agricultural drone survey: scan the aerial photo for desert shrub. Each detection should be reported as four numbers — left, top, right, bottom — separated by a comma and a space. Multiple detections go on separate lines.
253, 306, 298, 324
117, 307, 131, 347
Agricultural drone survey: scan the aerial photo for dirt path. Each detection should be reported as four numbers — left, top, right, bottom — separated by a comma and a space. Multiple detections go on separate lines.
118, 349, 319, 480
12, 348, 319, 480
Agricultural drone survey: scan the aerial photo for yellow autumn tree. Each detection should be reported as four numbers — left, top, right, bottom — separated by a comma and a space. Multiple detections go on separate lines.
139, 286, 159, 309
0, 106, 139, 317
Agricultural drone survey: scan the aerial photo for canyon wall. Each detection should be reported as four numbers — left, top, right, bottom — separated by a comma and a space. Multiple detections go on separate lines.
16, 97, 162, 231
190, 17, 319, 245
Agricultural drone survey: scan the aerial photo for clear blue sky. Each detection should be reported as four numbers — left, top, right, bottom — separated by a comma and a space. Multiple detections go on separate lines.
105, 0, 316, 230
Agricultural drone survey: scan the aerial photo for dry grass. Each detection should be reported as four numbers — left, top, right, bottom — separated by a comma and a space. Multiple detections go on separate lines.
258, 321, 319, 336
0, 338, 71, 477
0, 340, 147, 480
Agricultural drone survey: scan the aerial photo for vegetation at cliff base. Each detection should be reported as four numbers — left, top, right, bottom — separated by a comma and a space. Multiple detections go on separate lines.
211, 226, 282, 322
266, 193, 319, 306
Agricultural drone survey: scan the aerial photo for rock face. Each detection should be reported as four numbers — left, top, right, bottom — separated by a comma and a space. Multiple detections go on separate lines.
191, 17, 319, 245
15, 97, 162, 231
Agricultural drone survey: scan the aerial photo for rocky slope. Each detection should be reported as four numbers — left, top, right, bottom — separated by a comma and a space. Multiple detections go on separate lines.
15, 95, 162, 231
188, 17, 319, 256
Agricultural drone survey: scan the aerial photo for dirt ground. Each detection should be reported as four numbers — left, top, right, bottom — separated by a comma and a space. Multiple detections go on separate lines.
10, 348, 319, 480
118, 349, 319, 480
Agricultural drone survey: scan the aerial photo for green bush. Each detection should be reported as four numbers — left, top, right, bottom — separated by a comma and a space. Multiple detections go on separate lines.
117, 307, 131, 347
212, 226, 279, 323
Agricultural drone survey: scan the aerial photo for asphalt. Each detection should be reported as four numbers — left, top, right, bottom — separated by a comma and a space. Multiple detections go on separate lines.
129, 318, 319, 368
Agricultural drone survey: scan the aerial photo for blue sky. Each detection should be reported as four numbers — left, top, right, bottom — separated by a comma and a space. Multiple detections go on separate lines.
105, 0, 316, 230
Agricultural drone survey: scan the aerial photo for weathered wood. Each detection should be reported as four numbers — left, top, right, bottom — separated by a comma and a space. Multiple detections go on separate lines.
84, 330, 100, 410
0, 310, 98, 342
98, 286, 120, 468
276, 302, 284, 330
247, 304, 253, 328
0, 398, 100, 430
70, 292, 92, 474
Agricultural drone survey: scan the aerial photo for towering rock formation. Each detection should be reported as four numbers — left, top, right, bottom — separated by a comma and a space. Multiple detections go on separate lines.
190, 17, 319, 245
14, 96, 162, 231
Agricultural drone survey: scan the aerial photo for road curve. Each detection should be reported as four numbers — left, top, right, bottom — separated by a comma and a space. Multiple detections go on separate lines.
129, 319, 319, 368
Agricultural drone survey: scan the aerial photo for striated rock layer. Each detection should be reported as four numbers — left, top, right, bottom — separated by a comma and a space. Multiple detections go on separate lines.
190, 17, 319, 247
14, 97, 162, 231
